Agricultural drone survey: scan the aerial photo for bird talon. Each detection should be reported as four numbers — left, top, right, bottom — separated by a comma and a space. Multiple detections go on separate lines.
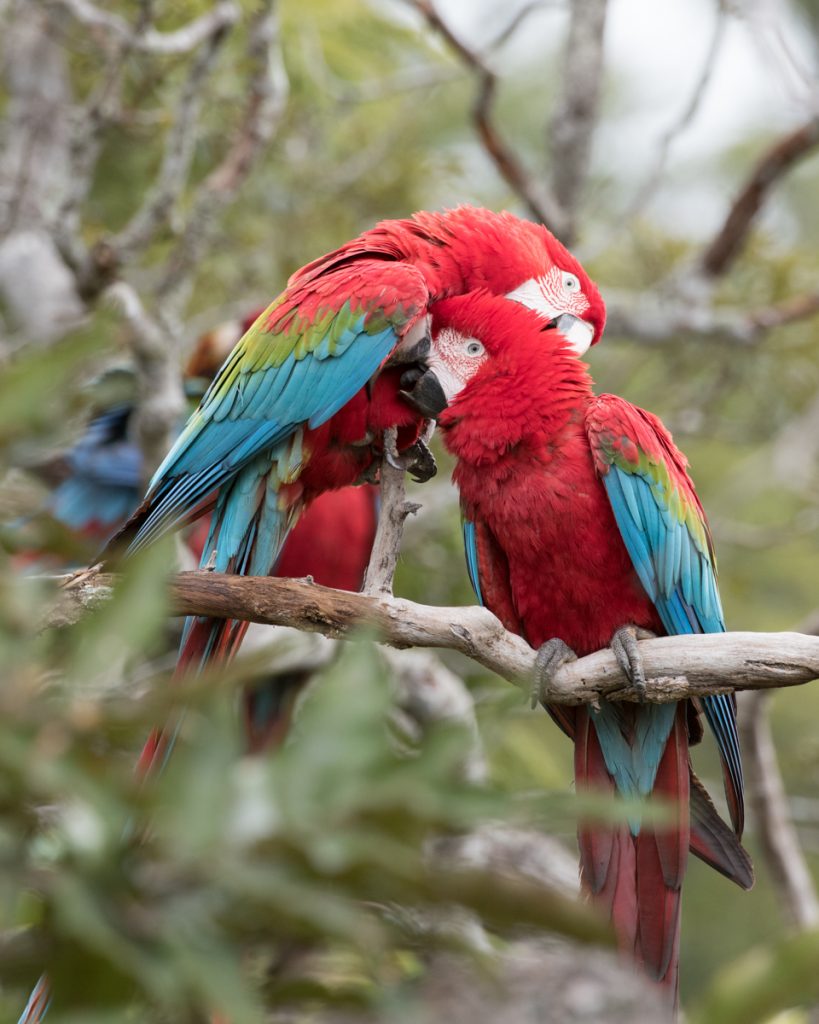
610, 625, 655, 702
382, 438, 437, 482
405, 438, 437, 483
532, 638, 577, 709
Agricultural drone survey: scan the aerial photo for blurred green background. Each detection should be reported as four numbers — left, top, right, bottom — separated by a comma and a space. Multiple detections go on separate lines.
2, 0, 819, 1019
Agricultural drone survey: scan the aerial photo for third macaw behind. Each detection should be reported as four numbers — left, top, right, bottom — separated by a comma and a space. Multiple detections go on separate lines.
410, 292, 752, 1004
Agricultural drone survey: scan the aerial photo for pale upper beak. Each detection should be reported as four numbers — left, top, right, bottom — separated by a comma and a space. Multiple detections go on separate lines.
549, 313, 594, 356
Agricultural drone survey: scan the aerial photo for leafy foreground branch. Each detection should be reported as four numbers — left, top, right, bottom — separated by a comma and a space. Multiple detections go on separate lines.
47, 569, 819, 703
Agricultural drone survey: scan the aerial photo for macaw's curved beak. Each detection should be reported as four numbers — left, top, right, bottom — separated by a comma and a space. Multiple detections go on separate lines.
545, 313, 594, 356
399, 365, 449, 418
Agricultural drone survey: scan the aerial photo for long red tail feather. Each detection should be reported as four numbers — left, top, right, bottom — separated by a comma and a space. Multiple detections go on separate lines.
575, 704, 690, 1003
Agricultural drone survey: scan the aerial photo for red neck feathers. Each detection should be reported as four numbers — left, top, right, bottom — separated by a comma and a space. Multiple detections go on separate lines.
435, 294, 595, 469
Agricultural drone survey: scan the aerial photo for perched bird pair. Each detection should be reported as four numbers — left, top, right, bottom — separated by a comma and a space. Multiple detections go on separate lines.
21, 207, 749, 1022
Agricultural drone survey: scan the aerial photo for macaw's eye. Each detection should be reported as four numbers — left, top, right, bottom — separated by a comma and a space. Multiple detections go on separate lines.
465, 339, 485, 357
561, 271, 580, 293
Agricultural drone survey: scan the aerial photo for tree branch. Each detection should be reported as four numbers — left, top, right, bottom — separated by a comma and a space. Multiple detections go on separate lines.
111, 11, 234, 259
739, 689, 819, 930
603, 286, 819, 347
548, 0, 608, 244
700, 114, 819, 278
44, 569, 819, 703
363, 428, 420, 597
103, 281, 185, 481
49, 0, 240, 56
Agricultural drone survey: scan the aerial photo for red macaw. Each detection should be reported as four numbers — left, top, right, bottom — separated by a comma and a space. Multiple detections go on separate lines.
110, 208, 605, 761
413, 292, 752, 1003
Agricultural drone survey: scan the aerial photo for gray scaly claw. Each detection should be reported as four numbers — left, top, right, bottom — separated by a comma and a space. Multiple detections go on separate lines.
610, 625, 656, 701
385, 438, 437, 483
532, 638, 578, 709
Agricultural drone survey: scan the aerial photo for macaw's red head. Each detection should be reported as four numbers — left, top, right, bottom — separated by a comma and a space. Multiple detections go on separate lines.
412, 207, 606, 350
402, 290, 592, 422
184, 307, 266, 396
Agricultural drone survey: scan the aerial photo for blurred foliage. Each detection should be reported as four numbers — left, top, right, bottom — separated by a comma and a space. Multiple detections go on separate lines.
0, 559, 611, 1020
2, 0, 819, 1020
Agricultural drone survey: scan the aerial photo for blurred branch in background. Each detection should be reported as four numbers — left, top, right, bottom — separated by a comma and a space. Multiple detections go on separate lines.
739, 689, 819, 930
547, 0, 608, 244
737, 604, 819, 934
700, 114, 819, 279
408, 0, 568, 236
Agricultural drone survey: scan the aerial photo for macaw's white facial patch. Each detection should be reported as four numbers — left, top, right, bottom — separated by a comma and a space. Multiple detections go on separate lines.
428, 327, 489, 399
505, 266, 591, 325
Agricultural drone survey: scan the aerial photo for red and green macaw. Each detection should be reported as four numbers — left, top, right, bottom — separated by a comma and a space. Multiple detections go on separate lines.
110, 207, 605, 770
414, 292, 752, 1003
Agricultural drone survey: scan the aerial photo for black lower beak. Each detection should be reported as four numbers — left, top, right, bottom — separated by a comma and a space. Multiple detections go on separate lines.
399, 366, 448, 418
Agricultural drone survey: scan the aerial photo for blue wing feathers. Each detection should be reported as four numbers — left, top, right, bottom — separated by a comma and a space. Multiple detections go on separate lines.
131, 315, 396, 557
596, 446, 744, 833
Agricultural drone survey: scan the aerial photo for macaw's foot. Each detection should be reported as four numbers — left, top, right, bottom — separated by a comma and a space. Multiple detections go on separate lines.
532, 638, 578, 709
385, 437, 437, 483
610, 624, 657, 701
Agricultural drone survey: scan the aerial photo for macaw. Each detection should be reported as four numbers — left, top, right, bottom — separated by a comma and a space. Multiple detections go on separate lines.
107, 207, 605, 758
410, 292, 752, 1003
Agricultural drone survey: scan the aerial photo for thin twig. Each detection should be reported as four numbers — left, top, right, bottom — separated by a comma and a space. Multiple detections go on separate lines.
363, 429, 420, 597
481, 1, 555, 55
603, 286, 819, 346
409, 0, 566, 237
42, 569, 819, 705
48, 0, 240, 56
621, 2, 727, 225
701, 114, 819, 278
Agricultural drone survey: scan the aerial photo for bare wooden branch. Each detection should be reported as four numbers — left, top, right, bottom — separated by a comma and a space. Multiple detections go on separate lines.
49, 0, 240, 56
363, 429, 420, 597
548, 0, 608, 243
410, 0, 567, 238
701, 114, 819, 278
740, 690, 819, 929
44, 569, 819, 704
